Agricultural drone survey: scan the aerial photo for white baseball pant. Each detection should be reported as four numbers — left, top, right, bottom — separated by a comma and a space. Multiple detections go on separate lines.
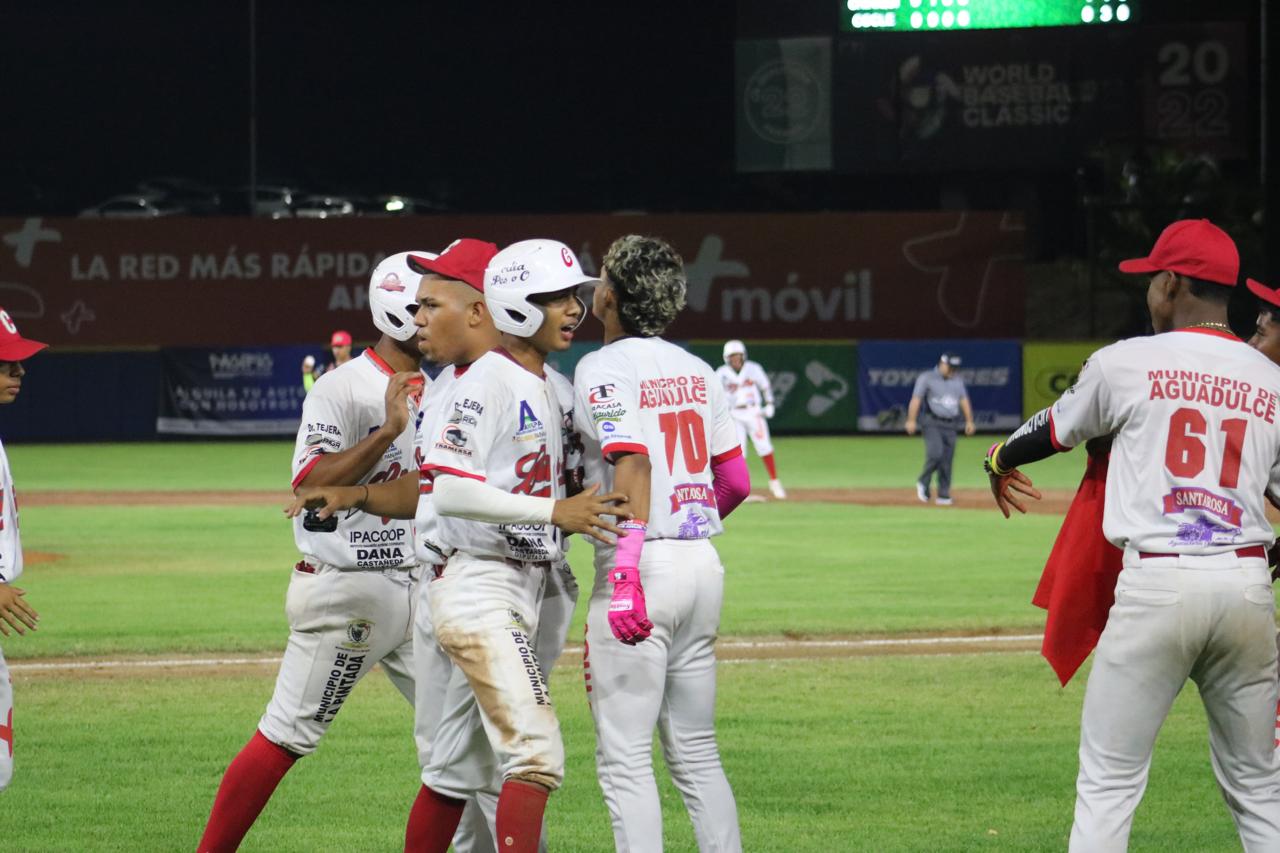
730, 409, 772, 458
258, 564, 418, 755
0, 646, 11, 792
1070, 557, 1280, 852
415, 561, 578, 852
585, 539, 741, 853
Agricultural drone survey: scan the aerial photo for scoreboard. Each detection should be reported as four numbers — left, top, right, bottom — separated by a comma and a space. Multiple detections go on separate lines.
841, 0, 1137, 32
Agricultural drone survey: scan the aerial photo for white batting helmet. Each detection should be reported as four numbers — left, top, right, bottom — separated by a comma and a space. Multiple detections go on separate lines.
723, 339, 746, 363
368, 251, 432, 341
484, 239, 597, 337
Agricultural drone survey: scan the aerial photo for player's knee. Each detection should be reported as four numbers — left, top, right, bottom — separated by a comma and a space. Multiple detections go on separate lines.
507, 768, 562, 792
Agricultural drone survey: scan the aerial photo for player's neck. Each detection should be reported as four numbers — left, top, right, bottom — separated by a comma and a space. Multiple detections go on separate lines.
1169, 305, 1230, 333
602, 313, 628, 344
499, 335, 547, 376
373, 335, 420, 373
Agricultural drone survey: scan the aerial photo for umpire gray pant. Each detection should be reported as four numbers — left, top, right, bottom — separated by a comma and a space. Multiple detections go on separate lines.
918, 417, 959, 500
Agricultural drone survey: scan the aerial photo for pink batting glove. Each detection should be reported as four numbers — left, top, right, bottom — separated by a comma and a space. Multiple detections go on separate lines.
607, 520, 653, 645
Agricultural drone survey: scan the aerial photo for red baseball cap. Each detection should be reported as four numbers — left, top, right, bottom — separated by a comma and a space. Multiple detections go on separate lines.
1117, 219, 1239, 286
330, 330, 352, 347
407, 238, 499, 291
0, 308, 47, 361
1247, 278, 1280, 309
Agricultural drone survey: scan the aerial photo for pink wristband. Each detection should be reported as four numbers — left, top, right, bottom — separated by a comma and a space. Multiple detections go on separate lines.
614, 519, 647, 571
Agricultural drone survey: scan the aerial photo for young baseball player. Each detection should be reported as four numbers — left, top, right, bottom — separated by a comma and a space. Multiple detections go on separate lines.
575, 235, 751, 853
0, 308, 46, 794
198, 252, 431, 852
985, 219, 1280, 850
302, 329, 354, 392
715, 340, 785, 499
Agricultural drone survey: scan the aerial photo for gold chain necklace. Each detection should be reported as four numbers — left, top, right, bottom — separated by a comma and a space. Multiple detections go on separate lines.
1184, 321, 1233, 332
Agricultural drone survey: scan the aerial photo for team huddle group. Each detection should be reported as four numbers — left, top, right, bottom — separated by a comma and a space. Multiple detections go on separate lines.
181, 234, 758, 852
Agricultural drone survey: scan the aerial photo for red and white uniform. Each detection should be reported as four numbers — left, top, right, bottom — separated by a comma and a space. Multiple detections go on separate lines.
574, 337, 744, 853
1046, 329, 1280, 851
257, 349, 422, 756
715, 359, 774, 457
0, 437, 23, 791
418, 349, 569, 795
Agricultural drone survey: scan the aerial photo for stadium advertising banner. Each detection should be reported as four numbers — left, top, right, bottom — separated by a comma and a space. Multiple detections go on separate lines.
0, 213, 1024, 347
735, 37, 833, 172
857, 339, 1021, 432
157, 345, 311, 436
1021, 341, 1105, 418
688, 341, 858, 434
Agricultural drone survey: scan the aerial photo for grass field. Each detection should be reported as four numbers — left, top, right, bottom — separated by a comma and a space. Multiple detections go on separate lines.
0, 437, 1262, 851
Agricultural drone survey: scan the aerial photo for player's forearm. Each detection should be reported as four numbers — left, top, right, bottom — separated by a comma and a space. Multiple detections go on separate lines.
612, 453, 652, 523
993, 407, 1064, 471
297, 427, 399, 489
433, 475, 554, 524
361, 472, 419, 519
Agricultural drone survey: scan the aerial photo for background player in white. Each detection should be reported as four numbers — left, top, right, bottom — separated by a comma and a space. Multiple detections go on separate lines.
302, 329, 354, 392
576, 236, 752, 852
0, 308, 46, 793
198, 252, 430, 852
715, 340, 785, 499
984, 219, 1280, 851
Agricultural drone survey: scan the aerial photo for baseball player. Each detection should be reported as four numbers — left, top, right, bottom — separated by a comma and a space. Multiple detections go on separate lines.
575, 235, 752, 853
198, 253, 430, 852
905, 353, 975, 505
0, 308, 47, 794
302, 329, 354, 392
715, 340, 785, 499
985, 219, 1280, 850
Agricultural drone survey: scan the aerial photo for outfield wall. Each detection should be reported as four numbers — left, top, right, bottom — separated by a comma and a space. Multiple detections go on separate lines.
0, 340, 1110, 442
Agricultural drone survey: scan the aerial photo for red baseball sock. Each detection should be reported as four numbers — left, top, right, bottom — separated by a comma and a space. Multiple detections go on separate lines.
404, 785, 467, 853
762, 453, 778, 479
495, 780, 549, 853
197, 731, 298, 852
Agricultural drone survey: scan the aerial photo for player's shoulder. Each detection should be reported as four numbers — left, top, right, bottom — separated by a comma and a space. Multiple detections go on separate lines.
545, 363, 573, 398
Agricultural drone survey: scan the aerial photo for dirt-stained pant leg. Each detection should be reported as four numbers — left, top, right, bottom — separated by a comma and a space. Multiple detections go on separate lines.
427, 554, 563, 792
258, 565, 418, 755
0, 647, 12, 792
1070, 562, 1280, 852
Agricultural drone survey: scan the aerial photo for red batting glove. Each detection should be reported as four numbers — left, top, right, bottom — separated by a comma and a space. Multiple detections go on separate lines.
607, 567, 653, 645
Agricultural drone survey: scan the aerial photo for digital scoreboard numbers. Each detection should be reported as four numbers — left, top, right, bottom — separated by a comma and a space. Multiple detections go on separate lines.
842, 0, 1136, 32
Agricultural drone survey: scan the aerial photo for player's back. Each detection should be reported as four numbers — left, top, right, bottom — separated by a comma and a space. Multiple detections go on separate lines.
1060, 329, 1280, 553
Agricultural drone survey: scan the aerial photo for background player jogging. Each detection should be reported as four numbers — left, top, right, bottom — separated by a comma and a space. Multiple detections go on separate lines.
575, 235, 752, 853
715, 340, 785, 499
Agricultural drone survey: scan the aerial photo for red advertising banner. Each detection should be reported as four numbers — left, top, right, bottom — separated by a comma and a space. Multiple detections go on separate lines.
0, 213, 1024, 347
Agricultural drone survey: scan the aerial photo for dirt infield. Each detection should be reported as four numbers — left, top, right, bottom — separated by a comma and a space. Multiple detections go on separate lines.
759, 487, 1079, 515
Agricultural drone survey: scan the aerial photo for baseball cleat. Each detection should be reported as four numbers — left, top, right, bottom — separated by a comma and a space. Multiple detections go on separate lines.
935, 496, 954, 506
916, 482, 929, 503
769, 479, 787, 500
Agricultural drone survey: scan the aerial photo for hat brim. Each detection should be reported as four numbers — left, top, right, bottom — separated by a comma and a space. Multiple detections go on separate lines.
1247, 278, 1280, 309
0, 338, 47, 362
1118, 257, 1161, 275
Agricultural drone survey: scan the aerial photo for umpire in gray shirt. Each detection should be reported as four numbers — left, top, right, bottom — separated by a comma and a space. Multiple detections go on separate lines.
905, 353, 975, 505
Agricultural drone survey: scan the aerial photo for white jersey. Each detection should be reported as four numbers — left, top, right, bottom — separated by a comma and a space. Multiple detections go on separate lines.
715, 360, 772, 413
413, 366, 459, 566
0, 438, 23, 584
574, 337, 740, 544
291, 349, 421, 569
421, 350, 568, 563
1048, 328, 1280, 554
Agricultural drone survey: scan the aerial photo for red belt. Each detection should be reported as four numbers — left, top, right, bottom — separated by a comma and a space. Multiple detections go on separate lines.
1138, 545, 1266, 561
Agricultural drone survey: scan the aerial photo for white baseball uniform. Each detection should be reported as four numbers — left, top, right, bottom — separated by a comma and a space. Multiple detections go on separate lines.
257, 349, 422, 756
0, 435, 24, 792
715, 360, 774, 457
575, 337, 744, 853
1039, 328, 1280, 851
418, 350, 569, 797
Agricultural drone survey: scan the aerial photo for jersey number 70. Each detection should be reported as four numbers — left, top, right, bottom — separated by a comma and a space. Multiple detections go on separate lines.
1164, 407, 1247, 487
658, 410, 708, 474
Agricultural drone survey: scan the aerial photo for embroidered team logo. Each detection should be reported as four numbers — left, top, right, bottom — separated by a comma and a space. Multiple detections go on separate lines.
344, 619, 374, 649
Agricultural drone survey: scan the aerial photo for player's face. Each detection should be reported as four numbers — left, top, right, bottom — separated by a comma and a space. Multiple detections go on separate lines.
530, 287, 584, 354
0, 360, 25, 404
728, 354, 744, 371
1249, 310, 1280, 366
415, 275, 474, 364
331, 344, 352, 362
939, 361, 953, 378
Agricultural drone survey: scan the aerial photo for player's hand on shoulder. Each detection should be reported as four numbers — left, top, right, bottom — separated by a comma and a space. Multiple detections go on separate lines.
551, 483, 631, 545
383, 371, 425, 434
284, 485, 363, 520
0, 583, 38, 637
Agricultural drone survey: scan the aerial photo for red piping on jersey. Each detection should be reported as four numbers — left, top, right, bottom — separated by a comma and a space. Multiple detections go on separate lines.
453, 362, 472, 378
1174, 326, 1242, 341
291, 453, 323, 489
493, 347, 545, 379
422, 464, 485, 483
364, 347, 396, 377
603, 442, 649, 464
711, 446, 743, 465
1048, 409, 1068, 453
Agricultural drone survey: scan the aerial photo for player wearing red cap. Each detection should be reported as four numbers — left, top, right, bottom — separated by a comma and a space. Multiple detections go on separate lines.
985, 220, 1280, 850
0, 307, 47, 793
302, 329, 355, 392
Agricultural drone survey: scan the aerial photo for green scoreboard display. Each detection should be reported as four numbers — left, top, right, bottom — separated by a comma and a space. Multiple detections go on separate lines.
841, 0, 1136, 32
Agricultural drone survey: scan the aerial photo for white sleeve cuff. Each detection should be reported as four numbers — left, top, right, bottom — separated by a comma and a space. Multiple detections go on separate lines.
433, 475, 555, 525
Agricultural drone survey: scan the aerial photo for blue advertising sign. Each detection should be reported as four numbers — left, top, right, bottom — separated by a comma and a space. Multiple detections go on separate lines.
856, 340, 1022, 432
157, 345, 314, 435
